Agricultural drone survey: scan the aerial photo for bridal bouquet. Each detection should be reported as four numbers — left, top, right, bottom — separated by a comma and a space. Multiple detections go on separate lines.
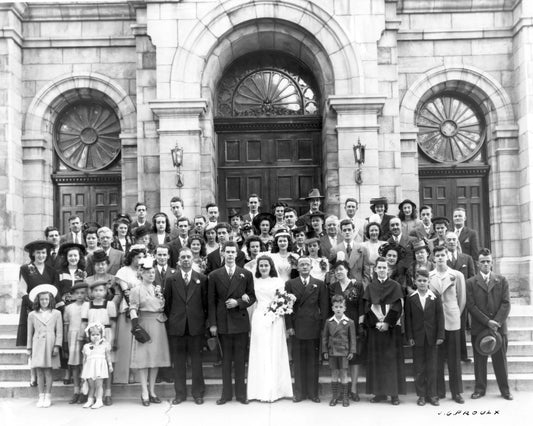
265, 289, 297, 322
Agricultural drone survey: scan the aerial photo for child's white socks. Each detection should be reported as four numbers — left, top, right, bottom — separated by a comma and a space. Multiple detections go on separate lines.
36, 394, 44, 407
83, 397, 94, 408
92, 399, 103, 409
42, 393, 51, 408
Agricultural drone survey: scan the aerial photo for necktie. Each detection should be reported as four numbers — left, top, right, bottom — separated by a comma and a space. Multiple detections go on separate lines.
74, 233, 79, 244
162, 267, 166, 276
51, 250, 56, 259
184, 272, 189, 285
346, 243, 352, 256
228, 268, 233, 279
303, 279, 307, 286
484, 274, 490, 287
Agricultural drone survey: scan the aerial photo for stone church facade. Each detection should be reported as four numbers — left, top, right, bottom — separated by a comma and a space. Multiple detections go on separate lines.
0, 0, 531, 311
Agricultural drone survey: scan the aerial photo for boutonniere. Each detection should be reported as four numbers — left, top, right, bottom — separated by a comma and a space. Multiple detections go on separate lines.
195, 279, 200, 284
449, 275, 456, 282
342, 320, 347, 325
239, 273, 245, 278
74, 269, 87, 280
28, 264, 37, 276
313, 284, 317, 288
153, 284, 163, 301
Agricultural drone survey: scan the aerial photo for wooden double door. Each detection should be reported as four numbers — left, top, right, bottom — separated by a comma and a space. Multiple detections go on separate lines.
419, 172, 490, 248
55, 178, 121, 233
217, 123, 322, 219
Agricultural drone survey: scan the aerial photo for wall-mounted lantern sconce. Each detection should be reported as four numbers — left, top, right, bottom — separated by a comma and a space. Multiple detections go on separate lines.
353, 138, 366, 185
171, 143, 184, 188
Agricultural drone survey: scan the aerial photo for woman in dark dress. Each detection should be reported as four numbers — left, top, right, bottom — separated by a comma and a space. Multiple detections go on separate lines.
16, 240, 58, 386
56, 243, 87, 310
363, 256, 406, 405
328, 260, 365, 401
378, 242, 409, 295
405, 240, 434, 293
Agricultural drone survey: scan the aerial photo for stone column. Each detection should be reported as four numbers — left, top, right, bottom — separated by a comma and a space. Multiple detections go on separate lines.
399, 127, 420, 202
149, 99, 207, 219
328, 95, 386, 215
0, 4, 24, 313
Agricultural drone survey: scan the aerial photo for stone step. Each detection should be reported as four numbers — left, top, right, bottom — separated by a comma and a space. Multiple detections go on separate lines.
0, 349, 28, 364
0, 334, 16, 349
1, 373, 533, 399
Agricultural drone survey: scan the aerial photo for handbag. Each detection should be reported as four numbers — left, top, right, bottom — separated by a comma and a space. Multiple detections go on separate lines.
131, 323, 151, 344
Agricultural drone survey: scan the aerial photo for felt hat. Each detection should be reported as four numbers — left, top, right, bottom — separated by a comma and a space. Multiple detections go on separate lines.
475, 328, 503, 356
28, 284, 58, 303
253, 212, 276, 230
92, 249, 109, 264
370, 197, 388, 206
412, 240, 431, 254
431, 216, 450, 227
58, 242, 87, 257
309, 210, 325, 220
398, 199, 417, 210
305, 188, 325, 200
88, 279, 109, 290
114, 213, 132, 224
24, 240, 54, 253
133, 226, 150, 240
228, 208, 242, 220
70, 281, 88, 293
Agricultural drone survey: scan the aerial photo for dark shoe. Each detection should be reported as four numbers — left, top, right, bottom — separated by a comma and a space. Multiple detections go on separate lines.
438, 393, 446, 399
417, 397, 425, 406
141, 396, 150, 407
69, 393, 80, 404
341, 384, 350, 407
471, 391, 485, 399
149, 395, 161, 404
350, 392, 360, 402
329, 382, 339, 406
30, 380, 37, 387
63, 378, 73, 385
391, 396, 400, 406
194, 397, 204, 405
155, 377, 162, 383
461, 358, 472, 363
370, 395, 387, 403
310, 397, 320, 403
103, 396, 112, 406
292, 396, 303, 403
429, 397, 440, 406
453, 394, 465, 404
237, 398, 249, 405
502, 393, 513, 400
172, 397, 185, 405
216, 398, 228, 405
78, 394, 88, 404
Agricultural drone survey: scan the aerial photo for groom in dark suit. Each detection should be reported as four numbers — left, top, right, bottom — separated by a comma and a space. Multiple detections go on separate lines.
164, 247, 208, 405
285, 256, 329, 403
208, 241, 256, 405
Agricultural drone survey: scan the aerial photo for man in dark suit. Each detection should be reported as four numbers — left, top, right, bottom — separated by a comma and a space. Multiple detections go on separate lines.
466, 248, 512, 400
168, 217, 191, 268
285, 256, 329, 403
205, 223, 245, 274
320, 215, 342, 259
165, 247, 208, 405
452, 207, 480, 260
85, 227, 124, 275
208, 241, 256, 404
131, 201, 152, 233
446, 231, 475, 363
44, 226, 62, 270
409, 205, 436, 241
367, 197, 395, 241
298, 188, 325, 228
242, 194, 261, 223
387, 217, 417, 270
60, 215, 85, 246
405, 269, 445, 406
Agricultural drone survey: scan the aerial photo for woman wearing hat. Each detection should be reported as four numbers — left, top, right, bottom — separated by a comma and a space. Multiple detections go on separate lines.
253, 212, 276, 251
16, 240, 58, 386
406, 240, 434, 293
270, 230, 299, 282
86, 249, 120, 304
114, 245, 145, 383
111, 217, 133, 255
129, 255, 171, 405
367, 197, 395, 241
398, 199, 423, 236
329, 260, 366, 401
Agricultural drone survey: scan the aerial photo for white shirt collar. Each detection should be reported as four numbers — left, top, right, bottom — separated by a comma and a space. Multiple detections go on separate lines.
329, 314, 350, 324
480, 271, 491, 281
414, 289, 436, 300
181, 269, 191, 279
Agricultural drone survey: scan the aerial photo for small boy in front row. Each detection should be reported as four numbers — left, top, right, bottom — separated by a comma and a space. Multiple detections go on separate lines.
322, 295, 356, 407
405, 268, 445, 407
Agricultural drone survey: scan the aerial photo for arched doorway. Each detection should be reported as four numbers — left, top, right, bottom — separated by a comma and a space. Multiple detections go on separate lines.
52, 95, 122, 233
214, 52, 322, 218
417, 91, 490, 246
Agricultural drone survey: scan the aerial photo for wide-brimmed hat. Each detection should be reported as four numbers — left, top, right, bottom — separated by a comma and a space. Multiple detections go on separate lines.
24, 240, 54, 253
305, 188, 325, 200
92, 249, 109, 264
370, 197, 388, 206
412, 240, 431, 254
431, 216, 450, 227
28, 284, 58, 303
475, 328, 503, 356
378, 242, 406, 260
69, 281, 88, 293
253, 212, 276, 230
58, 242, 87, 257
273, 229, 292, 240
398, 199, 417, 211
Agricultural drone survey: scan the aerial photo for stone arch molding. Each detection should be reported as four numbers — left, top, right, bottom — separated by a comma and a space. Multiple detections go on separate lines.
24, 72, 136, 140
400, 64, 515, 131
169, 0, 363, 98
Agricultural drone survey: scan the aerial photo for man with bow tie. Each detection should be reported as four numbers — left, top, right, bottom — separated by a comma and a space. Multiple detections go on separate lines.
208, 241, 255, 405
285, 257, 329, 403
466, 248, 512, 401
165, 247, 208, 405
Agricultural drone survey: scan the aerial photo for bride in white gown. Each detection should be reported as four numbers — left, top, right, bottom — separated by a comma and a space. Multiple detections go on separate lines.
247, 254, 293, 402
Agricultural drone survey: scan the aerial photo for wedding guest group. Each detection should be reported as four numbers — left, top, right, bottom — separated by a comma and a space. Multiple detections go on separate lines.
16, 189, 513, 408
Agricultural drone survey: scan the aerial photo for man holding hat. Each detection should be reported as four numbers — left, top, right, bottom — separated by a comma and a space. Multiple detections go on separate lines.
299, 188, 325, 228
466, 248, 512, 400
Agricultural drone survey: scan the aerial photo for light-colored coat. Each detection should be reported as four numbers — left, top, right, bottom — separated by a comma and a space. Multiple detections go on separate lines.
27, 309, 63, 368
428, 268, 465, 331
329, 241, 371, 286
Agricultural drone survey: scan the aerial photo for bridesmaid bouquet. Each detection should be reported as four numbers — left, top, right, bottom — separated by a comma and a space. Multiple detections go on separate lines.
265, 289, 297, 322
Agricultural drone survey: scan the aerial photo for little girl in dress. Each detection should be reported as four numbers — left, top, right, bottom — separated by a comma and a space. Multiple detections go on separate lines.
81, 322, 113, 409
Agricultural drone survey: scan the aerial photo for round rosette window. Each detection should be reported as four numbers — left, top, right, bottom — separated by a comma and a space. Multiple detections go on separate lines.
54, 103, 121, 171
416, 95, 485, 163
